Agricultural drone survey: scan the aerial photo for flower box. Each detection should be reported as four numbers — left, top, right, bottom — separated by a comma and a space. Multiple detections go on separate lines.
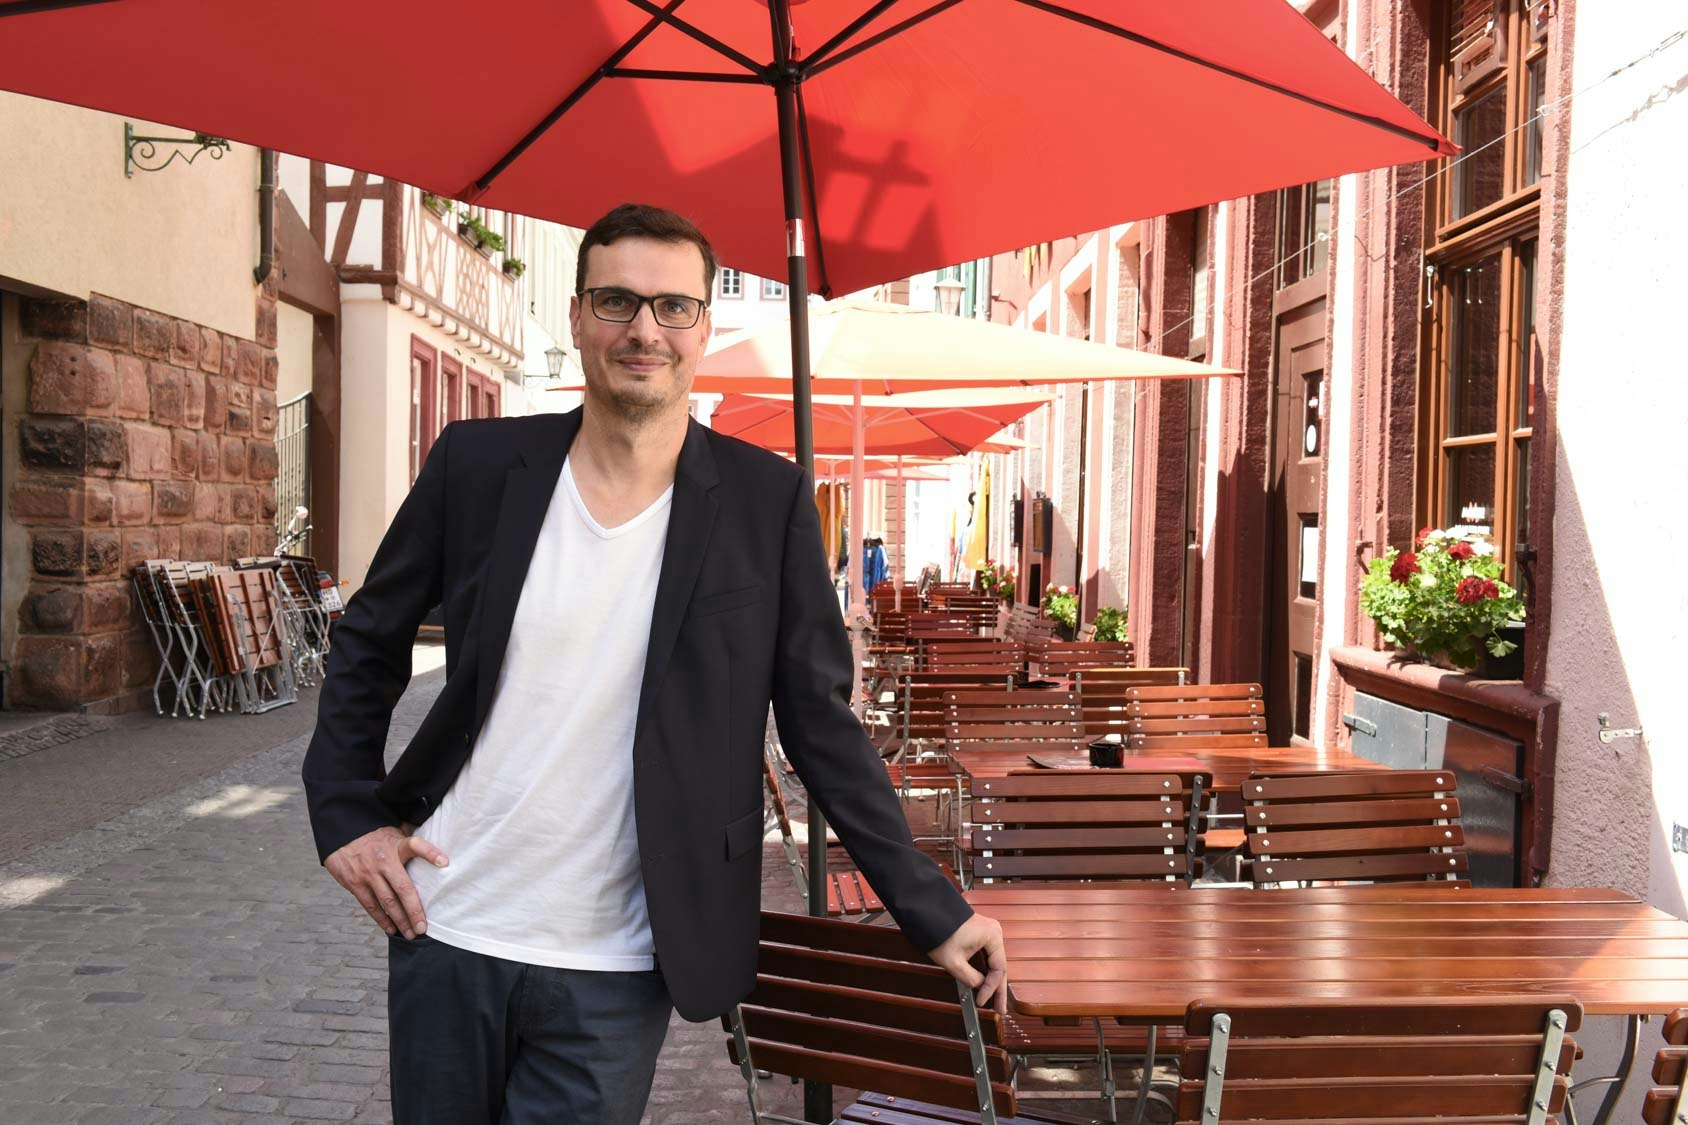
1360, 527, 1525, 673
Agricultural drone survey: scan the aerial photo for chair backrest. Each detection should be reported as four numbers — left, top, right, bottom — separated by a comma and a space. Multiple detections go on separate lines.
966, 771, 1196, 884
1243, 769, 1470, 887
1176, 998, 1581, 1125
1122, 682, 1267, 749
1029, 641, 1136, 677
1644, 1008, 1688, 1125
1073, 668, 1192, 735
729, 911, 1015, 1120
943, 688, 1085, 757
899, 674, 1020, 749
922, 640, 1027, 672
1005, 605, 1060, 642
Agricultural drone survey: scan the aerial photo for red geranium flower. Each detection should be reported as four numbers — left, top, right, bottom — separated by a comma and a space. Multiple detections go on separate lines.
1415, 526, 1435, 548
1455, 576, 1498, 604
1389, 551, 1420, 584
1446, 541, 1475, 562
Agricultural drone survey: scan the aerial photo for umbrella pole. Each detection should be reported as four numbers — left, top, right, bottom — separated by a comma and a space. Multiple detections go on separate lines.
768, 12, 832, 1123
895, 454, 905, 611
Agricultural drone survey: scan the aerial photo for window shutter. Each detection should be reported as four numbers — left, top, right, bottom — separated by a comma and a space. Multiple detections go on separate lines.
1451, 0, 1505, 91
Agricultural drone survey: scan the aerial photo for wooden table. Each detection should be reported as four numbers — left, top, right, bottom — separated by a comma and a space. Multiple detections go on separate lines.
948, 743, 1381, 793
965, 882, 1688, 1125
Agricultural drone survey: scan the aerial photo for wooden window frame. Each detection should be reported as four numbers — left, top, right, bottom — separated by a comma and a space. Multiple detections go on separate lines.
1418, 0, 1547, 581
409, 336, 439, 482
441, 354, 463, 427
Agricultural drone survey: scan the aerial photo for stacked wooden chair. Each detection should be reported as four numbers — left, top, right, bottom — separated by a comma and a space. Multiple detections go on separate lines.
1174, 998, 1581, 1125
727, 911, 1104, 1125
1241, 769, 1470, 888
133, 559, 300, 718
236, 554, 332, 687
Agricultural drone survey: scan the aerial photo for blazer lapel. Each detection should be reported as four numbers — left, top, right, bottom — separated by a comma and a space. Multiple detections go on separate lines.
473, 410, 578, 727
636, 420, 720, 729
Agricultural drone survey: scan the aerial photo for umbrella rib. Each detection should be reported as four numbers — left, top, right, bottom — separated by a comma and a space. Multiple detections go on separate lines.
0, 0, 121, 16
466, 0, 692, 195
805, 0, 970, 80
1013, 0, 1446, 152
606, 67, 766, 84
619, 0, 767, 76
807, 0, 906, 67
793, 83, 833, 298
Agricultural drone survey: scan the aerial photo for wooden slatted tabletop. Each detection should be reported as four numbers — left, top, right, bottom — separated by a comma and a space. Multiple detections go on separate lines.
963, 883, 1688, 1019
949, 744, 1382, 792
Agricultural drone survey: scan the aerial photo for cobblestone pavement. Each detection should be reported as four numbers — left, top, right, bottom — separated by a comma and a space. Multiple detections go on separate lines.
0, 667, 1112, 1124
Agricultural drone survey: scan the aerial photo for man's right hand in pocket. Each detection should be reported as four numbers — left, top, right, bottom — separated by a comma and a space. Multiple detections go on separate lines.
324, 825, 449, 939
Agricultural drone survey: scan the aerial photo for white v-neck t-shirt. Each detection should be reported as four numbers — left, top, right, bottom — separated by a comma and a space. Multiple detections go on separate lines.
407, 457, 673, 970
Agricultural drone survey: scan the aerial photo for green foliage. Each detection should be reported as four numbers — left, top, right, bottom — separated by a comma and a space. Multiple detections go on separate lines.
503, 257, 526, 278
1358, 527, 1525, 669
1041, 583, 1077, 630
1091, 605, 1128, 642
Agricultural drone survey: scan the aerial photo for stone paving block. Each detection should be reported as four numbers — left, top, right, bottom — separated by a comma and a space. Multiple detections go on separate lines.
209, 1091, 280, 1113
68, 1108, 170, 1125
282, 1096, 359, 1120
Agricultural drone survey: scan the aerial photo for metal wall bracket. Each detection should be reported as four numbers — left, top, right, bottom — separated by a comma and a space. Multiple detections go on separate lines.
125, 122, 230, 178
1597, 713, 1643, 745
1342, 712, 1378, 738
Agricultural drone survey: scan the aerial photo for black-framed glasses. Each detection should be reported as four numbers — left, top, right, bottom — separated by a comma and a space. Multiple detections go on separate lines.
580, 286, 708, 329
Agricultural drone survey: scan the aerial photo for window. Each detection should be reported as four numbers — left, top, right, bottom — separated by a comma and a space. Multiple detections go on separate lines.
467, 369, 501, 419
762, 277, 785, 299
1189, 208, 1210, 348
719, 268, 742, 299
409, 338, 439, 483
1276, 180, 1331, 289
1420, 0, 1546, 579
442, 355, 462, 425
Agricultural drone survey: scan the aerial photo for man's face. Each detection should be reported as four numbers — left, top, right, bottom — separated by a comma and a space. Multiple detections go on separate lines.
570, 236, 712, 421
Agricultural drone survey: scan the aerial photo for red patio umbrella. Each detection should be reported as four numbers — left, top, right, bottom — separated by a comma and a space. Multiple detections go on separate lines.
710, 387, 1050, 456
0, 0, 1452, 1020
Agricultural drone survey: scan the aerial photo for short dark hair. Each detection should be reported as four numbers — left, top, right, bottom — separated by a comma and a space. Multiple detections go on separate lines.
575, 203, 717, 300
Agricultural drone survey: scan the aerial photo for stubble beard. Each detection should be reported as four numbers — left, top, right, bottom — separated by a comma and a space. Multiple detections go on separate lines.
585, 349, 689, 426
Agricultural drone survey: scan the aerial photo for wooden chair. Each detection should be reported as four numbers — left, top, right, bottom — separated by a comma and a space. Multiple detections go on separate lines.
1028, 641, 1136, 678
1642, 1008, 1688, 1125
1242, 769, 1470, 888
921, 639, 1028, 672
1071, 668, 1191, 738
966, 770, 1202, 1119
1175, 998, 1581, 1125
1120, 682, 1267, 750
727, 911, 1104, 1125
944, 688, 1086, 845
762, 749, 954, 923
1006, 605, 1061, 643
887, 674, 1021, 859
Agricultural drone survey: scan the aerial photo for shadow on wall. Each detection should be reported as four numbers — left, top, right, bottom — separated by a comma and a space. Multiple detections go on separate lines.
1541, 441, 1684, 1125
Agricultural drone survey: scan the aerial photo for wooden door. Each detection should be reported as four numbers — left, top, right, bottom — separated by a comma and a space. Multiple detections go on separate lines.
1266, 301, 1326, 744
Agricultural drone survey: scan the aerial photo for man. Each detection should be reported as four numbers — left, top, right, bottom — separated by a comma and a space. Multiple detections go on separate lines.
302, 203, 1006, 1124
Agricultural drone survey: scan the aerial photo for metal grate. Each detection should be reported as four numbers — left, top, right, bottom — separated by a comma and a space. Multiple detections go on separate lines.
275, 393, 311, 554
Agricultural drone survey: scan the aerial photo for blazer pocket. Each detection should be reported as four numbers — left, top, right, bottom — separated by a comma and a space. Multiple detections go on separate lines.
689, 583, 763, 620
724, 807, 765, 861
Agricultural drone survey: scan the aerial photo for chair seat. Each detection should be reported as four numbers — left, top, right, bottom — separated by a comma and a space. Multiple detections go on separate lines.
839, 1092, 1104, 1124
827, 863, 958, 918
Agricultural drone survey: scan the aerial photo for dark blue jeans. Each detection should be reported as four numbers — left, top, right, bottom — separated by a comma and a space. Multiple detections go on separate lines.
387, 934, 672, 1125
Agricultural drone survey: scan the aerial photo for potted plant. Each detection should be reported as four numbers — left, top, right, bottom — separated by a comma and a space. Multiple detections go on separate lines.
1359, 527, 1526, 674
1091, 605, 1127, 642
1041, 583, 1078, 640
421, 191, 450, 218
976, 560, 1017, 604
503, 256, 526, 279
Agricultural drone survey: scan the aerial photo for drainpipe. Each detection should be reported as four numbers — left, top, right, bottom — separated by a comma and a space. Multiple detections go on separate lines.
254, 148, 275, 285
